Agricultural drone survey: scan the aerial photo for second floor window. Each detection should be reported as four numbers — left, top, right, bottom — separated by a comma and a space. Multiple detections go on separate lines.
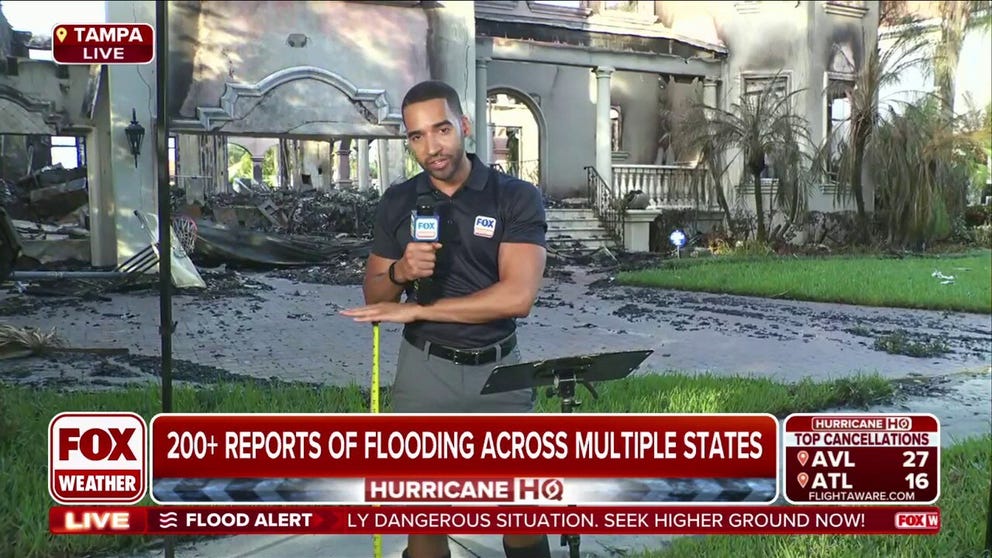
826, 78, 854, 180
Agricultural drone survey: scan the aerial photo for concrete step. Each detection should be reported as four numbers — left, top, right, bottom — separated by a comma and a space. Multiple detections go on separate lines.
547, 208, 597, 218
547, 226, 609, 237
547, 213, 599, 222
548, 236, 617, 250
547, 209, 601, 231
548, 221, 601, 232
545, 207, 616, 251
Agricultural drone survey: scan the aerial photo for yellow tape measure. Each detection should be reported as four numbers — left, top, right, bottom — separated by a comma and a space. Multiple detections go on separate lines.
371, 322, 382, 557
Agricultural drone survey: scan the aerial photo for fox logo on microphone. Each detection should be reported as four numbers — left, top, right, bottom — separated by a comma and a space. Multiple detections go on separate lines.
48, 412, 147, 504
411, 213, 440, 242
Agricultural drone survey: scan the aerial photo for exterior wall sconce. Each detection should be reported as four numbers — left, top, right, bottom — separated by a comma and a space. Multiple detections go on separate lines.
124, 108, 145, 168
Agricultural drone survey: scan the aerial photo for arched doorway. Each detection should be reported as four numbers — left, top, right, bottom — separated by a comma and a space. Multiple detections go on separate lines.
486, 87, 548, 191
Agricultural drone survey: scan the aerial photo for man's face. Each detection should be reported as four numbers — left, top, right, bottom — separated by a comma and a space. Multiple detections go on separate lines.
403, 98, 472, 182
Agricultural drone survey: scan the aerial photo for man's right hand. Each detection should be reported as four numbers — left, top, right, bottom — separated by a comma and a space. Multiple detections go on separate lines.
393, 242, 442, 282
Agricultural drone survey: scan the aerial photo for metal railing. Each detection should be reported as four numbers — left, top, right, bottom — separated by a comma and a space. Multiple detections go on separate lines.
612, 164, 717, 209
585, 165, 624, 247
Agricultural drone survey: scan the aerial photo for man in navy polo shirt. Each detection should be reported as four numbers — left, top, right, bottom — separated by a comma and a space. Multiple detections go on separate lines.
342, 81, 550, 558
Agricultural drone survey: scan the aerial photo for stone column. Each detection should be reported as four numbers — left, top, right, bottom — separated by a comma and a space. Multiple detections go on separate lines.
475, 57, 490, 163
106, 0, 157, 265
703, 78, 718, 109
251, 157, 265, 185
387, 138, 407, 184
594, 66, 615, 187
425, 0, 477, 154
702, 78, 722, 207
357, 139, 370, 190
335, 138, 353, 188
211, 136, 228, 194
374, 138, 406, 191
85, 66, 116, 267
376, 139, 390, 192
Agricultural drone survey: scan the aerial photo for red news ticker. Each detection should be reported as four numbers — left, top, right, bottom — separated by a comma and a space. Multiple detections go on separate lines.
51, 24, 154, 65
150, 414, 778, 478
49, 505, 942, 536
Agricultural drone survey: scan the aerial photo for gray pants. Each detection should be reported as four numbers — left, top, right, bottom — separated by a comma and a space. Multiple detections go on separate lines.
391, 336, 534, 413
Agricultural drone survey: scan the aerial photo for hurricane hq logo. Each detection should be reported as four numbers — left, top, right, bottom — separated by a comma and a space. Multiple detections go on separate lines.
514, 478, 564, 503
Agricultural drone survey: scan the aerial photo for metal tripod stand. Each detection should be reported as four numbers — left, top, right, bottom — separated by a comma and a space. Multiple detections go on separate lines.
480, 349, 654, 558
544, 366, 599, 558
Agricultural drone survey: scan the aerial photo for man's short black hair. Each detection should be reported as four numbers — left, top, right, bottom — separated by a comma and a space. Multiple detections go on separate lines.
401, 80, 464, 118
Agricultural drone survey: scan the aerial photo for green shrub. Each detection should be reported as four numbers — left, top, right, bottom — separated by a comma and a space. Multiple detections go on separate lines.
964, 204, 992, 226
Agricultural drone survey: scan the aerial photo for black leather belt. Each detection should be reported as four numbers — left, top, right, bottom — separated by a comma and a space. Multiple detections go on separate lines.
403, 331, 516, 366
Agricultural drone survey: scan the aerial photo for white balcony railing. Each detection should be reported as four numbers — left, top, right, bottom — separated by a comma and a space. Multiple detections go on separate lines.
611, 164, 718, 209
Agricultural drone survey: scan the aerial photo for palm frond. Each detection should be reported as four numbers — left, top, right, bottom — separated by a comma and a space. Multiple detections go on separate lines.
0, 324, 65, 360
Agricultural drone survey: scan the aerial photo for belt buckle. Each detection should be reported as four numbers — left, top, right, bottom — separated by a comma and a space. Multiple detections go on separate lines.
453, 348, 482, 366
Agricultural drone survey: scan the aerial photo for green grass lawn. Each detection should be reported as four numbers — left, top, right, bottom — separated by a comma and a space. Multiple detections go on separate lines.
618, 250, 992, 313
0, 373, 984, 558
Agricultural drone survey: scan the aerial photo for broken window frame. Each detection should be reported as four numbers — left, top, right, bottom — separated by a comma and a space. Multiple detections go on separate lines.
742, 73, 790, 100
610, 105, 622, 152
740, 72, 791, 190
168, 134, 178, 186
50, 135, 84, 170
824, 73, 855, 186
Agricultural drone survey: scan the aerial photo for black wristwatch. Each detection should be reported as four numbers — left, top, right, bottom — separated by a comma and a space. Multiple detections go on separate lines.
388, 261, 406, 286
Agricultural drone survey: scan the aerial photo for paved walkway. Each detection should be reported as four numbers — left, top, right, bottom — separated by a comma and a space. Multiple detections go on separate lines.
3, 267, 989, 388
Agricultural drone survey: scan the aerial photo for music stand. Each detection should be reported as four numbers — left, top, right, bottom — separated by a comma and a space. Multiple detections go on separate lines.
481, 349, 653, 558
482, 349, 653, 413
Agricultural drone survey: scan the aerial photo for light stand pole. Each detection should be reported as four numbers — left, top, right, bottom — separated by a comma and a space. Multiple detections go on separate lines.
154, 2, 175, 557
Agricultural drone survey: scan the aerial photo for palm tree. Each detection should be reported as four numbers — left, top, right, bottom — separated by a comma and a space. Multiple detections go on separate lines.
881, 0, 992, 122
870, 99, 980, 248
677, 75, 813, 244
816, 32, 931, 244
935, 0, 992, 121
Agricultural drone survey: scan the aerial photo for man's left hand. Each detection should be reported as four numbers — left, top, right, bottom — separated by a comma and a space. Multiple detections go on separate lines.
341, 302, 422, 323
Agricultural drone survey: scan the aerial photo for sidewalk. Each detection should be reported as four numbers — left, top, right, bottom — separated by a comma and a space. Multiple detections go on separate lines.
3, 267, 989, 388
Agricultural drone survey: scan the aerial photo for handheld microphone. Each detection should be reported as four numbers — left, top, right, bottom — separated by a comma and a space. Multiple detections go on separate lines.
410, 195, 440, 305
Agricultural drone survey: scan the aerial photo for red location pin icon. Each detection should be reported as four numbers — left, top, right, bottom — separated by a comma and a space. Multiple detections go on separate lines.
797, 472, 809, 488
797, 450, 809, 466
